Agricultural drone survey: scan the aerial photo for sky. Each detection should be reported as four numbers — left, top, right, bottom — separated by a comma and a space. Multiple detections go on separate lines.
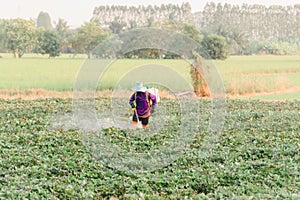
0, 0, 299, 28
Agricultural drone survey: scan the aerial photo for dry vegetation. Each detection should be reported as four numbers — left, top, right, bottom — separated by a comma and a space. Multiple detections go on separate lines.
0, 89, 179, 100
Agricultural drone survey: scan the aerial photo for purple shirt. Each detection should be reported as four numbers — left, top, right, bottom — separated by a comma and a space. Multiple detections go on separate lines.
129, 92, 157, 118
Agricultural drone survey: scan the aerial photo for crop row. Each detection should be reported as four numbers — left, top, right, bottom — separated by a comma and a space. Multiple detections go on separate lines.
0, 98, 299, 199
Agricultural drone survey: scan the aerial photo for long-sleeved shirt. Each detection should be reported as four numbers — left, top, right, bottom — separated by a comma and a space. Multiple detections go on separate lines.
129, 91, 157, 118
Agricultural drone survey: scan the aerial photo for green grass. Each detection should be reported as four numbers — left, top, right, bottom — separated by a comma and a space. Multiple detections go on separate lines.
0, 55, 192, 91
214, 55, 300, 74
287, 73, 300, 86
0, 58, 83, 90
245, 92, 300, 101
214, 56, 300, 96
0, 54, 300, 100
99, 59, 191, 90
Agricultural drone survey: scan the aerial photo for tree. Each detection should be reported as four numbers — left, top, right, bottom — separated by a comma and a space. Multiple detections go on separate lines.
120, 20, 203, 59
147, 17, 155, 27
201, 34, 228, 60
181, 23, 202, 42
3, 18, 36, 58
227, 29, 249, 55
37, 11, 53, 30
55, 18, 69, 37
70, 22, 108, 58
91, 3, 192, 30
109, 17, 126, 34
195, 3, 300, 48
55, 18, 69, 52
129, 20, 137, 29
0, 20, 5, 50
128, 20, 203, 59
38, 30, 61, 58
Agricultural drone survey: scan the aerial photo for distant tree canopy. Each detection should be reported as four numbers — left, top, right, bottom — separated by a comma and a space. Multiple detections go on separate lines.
90, 2, 300, 57
0, 2, 300, 58
193, 2, 300, 54
91, 3, 192, 30
55, 18, 70, 52
37, 11, 53, 30
3, 18, 36, 58
55, 18, 69, 38
37, 30, 61, 58
201, 34, 228, 60
119, 20, 204, 59
0, 19, 5, 50
109, 18, 127, 34
70, 22, 108, 58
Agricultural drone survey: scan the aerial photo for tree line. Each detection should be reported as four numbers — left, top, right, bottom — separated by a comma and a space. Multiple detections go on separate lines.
91, 2, 300, 56
91, 3, 192, 31
0, 12, 108, 58
0, 2, 299, 59
194, 2, 300, 55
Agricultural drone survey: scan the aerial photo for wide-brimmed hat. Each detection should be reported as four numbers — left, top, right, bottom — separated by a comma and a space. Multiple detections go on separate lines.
131, 81, 147, 92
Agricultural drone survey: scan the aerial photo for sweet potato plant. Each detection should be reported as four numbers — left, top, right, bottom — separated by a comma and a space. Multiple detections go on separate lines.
0, 98, 299, 199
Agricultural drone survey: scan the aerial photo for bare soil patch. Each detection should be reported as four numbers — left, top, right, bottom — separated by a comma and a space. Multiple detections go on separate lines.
0, 89, 177, 100
1, 87, 300, 100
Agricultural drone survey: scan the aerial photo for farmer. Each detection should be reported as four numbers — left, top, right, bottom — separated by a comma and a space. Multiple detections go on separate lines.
129, 81, 157, 129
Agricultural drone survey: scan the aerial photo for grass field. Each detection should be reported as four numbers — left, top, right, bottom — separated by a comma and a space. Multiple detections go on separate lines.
246, 92, 300, 101
0, 54, 300, 100
215, 56, 300, 97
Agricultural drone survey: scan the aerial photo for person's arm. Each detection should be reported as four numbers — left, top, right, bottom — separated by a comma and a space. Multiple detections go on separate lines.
149, 93, 156, 106
149, 93, 157, 113
129, 93, 136, 108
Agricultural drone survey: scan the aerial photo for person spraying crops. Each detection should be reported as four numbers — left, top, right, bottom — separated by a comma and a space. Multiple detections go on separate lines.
129, 81, 157, 129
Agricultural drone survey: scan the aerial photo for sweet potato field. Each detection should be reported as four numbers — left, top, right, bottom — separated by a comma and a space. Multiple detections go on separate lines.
0, 98, 299, 199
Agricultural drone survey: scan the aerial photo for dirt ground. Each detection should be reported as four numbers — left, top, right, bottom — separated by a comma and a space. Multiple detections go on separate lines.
0, 87, 300, 100
0, 89, 176, 100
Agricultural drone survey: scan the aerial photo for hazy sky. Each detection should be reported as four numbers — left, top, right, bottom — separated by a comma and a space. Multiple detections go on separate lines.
0, 0, 298, 28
